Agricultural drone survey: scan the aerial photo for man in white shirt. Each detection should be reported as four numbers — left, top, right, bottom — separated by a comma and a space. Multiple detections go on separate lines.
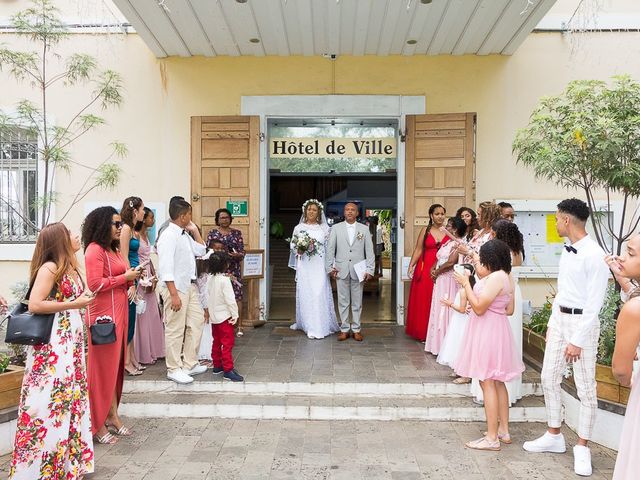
157, 199, 208, 384
523, 198, 609, 477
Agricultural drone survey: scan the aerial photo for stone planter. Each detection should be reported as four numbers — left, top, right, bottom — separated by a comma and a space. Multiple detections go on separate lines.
0, 365, 24, 410
522, 326, 629, 406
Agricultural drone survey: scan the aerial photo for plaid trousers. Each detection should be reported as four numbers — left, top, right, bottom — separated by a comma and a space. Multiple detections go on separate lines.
541, 311, 599, 440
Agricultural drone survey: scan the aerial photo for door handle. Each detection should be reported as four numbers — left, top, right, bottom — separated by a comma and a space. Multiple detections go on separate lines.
399, 216, 406, 229
192, 193, 201, 202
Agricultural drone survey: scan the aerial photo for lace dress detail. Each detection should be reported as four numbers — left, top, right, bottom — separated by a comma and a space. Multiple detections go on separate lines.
291, 223, 340, 339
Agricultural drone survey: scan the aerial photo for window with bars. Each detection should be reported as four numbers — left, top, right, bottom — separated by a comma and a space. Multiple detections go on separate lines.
0, 127, 38, 243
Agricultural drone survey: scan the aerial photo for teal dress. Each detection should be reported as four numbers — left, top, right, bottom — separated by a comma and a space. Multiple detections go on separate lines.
127, 236, 140, 343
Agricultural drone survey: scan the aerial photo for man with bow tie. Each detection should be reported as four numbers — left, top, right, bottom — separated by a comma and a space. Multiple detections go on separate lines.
524, 198, 609, 477
157, 198, 208, 385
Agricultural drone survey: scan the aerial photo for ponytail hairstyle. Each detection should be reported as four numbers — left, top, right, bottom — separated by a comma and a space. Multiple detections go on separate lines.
120, 196, 143, 228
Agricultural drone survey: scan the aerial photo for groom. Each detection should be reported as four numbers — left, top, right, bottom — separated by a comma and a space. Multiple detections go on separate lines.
325, 203, 375, 341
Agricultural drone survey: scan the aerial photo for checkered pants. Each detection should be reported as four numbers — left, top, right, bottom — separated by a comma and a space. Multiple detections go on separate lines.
541, 311, 599, 440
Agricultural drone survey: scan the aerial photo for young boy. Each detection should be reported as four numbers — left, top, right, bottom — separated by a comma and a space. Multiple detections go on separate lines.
206, 251, 244, 382
157, 199, 207, 384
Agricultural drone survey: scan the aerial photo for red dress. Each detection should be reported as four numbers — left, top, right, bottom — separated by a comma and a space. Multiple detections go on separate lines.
84, 243, 130, 434
405, 231, 449, 341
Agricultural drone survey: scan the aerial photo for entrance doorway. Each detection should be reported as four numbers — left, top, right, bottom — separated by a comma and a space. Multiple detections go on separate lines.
266, 118, 399, 325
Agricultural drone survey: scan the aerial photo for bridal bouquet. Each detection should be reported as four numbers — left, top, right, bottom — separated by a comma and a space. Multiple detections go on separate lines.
287, 230, 320, 258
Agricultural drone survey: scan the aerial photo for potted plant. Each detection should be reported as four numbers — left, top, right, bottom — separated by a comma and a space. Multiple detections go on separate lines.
0, 353, 24, 410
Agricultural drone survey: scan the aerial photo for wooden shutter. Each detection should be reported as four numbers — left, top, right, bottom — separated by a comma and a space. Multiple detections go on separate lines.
191, 116, 260, 248
404, 113, 475, 250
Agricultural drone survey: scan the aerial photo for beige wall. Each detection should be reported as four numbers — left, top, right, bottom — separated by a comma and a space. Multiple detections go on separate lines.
1, 28, 638, 307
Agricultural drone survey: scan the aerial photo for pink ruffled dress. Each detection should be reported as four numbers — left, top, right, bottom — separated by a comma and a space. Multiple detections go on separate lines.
453, 272, 524, 382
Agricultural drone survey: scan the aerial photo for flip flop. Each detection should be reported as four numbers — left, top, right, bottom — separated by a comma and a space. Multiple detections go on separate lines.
483, 432, 512, 444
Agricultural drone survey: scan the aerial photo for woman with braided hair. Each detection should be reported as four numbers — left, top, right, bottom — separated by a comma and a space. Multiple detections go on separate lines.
405, 204, 450, 342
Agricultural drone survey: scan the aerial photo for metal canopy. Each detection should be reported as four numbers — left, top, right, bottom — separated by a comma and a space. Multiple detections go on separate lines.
112, 0, 557, 58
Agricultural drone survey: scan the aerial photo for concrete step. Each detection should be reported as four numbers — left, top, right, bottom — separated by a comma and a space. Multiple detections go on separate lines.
123, 378, 543, 398
120, 391, 546, 422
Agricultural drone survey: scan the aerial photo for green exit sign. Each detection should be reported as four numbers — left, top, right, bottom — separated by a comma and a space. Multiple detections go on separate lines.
226, 200, 248, 217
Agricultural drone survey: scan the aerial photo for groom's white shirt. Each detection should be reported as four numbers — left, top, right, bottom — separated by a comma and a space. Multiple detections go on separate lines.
346, 222, 356, 245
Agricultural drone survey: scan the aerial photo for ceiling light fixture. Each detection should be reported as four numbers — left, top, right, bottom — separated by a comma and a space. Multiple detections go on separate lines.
421, 0, 433, 4
249, 38, 261, 44
406, 39, 417, 45
235, 0, 248, 3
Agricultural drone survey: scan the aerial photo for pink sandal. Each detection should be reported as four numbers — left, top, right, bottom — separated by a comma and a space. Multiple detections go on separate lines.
465, 436, 501, 451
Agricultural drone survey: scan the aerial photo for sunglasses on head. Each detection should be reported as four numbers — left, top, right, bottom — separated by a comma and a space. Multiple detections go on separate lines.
111, 221, 123, 228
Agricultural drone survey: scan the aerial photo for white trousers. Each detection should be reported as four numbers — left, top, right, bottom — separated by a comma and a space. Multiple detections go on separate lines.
541, 311, 599, 440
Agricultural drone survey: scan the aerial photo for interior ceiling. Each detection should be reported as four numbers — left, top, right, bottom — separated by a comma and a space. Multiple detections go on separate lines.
111, 0, 557, 58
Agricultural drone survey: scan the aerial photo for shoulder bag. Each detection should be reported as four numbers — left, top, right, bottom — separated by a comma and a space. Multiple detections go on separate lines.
89, 250, 117, 345
4, 283, 58, 346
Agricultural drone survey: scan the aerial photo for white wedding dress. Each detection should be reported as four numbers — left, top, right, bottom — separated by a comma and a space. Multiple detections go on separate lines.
289, 222, 340, 339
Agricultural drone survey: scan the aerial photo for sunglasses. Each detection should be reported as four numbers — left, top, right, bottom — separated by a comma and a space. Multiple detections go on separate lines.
111, 221, 123, 228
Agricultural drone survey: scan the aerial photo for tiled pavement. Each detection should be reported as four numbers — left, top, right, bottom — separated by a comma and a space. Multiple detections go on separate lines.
125, 323, 541, 386
0, 418, 616, 479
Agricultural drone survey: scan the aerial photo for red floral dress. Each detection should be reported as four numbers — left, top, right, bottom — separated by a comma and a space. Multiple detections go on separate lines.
10, 273, 94, 480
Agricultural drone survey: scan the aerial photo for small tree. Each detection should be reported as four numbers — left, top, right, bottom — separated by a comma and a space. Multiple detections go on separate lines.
513, 75, 640, 255
0, 0, 125, 231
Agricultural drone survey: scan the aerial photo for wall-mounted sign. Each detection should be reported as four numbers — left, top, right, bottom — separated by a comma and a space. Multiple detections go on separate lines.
270, 137, 396, 159
226, 200, 248, 217
242, 249, 264, 279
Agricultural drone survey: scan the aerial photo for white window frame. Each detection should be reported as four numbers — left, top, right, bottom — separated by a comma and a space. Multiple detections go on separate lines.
0, 110, 53, 260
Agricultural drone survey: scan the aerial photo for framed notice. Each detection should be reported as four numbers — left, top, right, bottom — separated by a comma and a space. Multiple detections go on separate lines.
242, 249, 265, 279
401, 256, 412, 281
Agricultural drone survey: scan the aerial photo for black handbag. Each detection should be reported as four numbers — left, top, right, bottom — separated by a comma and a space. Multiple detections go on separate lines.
89, 251, 117, 346
90, 316, 116, 345
4, 285, 57, 346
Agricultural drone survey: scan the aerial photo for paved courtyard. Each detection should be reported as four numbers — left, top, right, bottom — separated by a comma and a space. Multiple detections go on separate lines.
0, 418, 617, 479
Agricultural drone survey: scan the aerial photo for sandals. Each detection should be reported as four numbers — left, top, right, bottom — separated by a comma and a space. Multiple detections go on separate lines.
452, 376, 471, 384
95, 432, 118, 445
483, 432, 512, 444
106, 423, 133, 436
125, 367, 143, 376
465, 436, 501, 451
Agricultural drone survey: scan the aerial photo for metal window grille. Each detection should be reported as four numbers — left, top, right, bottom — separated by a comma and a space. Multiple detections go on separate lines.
0, 127, 38, 242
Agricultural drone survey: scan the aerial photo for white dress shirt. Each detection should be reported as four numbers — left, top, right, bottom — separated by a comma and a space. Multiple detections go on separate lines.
346, 222, 357, 245
551, 235, 609, 348
157, 222, 207, 293
206, 274, 239, 324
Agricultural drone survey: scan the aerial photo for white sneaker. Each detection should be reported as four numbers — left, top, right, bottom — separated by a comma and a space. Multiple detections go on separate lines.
186, 364, 208, 376
523, 432, 566, 453
167, 369, 194, 384
573, 445, 592, 476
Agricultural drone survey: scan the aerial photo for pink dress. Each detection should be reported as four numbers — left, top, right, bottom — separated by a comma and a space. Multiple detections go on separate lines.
425, 242, 459, 355
613, 365, 640, 479
133, 236, 165, 364
453, 272, 524, 382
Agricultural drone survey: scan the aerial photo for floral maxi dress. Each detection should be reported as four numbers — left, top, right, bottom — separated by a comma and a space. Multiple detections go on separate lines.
10, 274, 94, 479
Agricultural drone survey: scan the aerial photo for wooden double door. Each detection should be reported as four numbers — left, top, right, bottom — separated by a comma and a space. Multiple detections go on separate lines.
191, 113, 475, 323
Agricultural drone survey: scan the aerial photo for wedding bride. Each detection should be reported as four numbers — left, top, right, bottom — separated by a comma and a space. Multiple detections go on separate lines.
288, 199, 340, 339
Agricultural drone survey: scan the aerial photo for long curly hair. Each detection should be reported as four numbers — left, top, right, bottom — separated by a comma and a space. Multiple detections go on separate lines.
478, 201, 502, 229
82, 206, 119, 252
455, 207, 480, 241
479, 239, 512, 274
302, 199, 324, 224
492, 219, 525, 261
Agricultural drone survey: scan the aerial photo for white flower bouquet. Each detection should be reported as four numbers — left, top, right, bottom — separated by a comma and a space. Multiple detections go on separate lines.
287, 230, 320, 258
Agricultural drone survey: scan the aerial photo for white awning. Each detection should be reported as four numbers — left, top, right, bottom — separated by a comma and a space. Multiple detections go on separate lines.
111, 0, 557, 58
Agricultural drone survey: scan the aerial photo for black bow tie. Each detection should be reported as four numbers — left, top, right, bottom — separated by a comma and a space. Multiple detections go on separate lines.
182, 229, 187, 235
564, 245, 577, 254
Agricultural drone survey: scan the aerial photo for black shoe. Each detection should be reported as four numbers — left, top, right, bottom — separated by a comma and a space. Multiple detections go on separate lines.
223, 369, 244, 382
212, 366, 224, 375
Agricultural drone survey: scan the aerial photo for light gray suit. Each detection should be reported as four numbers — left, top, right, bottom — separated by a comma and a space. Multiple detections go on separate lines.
325, 221, 375, 333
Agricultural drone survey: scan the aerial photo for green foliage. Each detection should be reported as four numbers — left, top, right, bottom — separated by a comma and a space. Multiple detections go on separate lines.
0, 0, 125, 228
513, 75, 640, 255
526, 297, 553, 335
597, 284, 621, 366
0, 353, 10, 374
270, 220, 285, 239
